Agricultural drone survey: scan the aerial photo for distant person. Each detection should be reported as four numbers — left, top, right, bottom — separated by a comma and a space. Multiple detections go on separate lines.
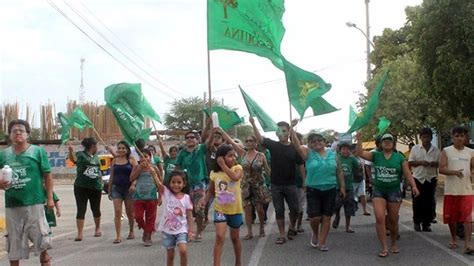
356, 133, 419, 258
439, 126, 474, 254
68, 137, 103, 242
157, 135, 179, 184
408, 128, 440, 232
108, 141, 138, 244
403, 142, 415, 164
0, 119, 54, 265
350, 144, 371, 216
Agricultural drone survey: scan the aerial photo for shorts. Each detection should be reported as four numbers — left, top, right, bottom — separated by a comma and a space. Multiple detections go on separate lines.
111, 185, 132, 200
443, 195, 473, 224
214, 211, 243, 229
352, 180, 366, 198
372, 189, 401, 203
334, 190, 357, 216
5, 204, 53, 261
271, 184, 299, 220
162, 232, 188, 249
296, 187, 306, 213
306, 187, 336, 218
190, 181, 207, 218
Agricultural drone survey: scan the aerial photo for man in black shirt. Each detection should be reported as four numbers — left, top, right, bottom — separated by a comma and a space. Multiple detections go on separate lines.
250, 117, 304, 244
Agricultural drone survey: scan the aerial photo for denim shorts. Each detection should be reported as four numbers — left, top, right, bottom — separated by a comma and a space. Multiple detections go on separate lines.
372, 189, 401, 203
111, 185, 132, 200
214, 211, 243, 229
306, 187, 336, 218
162, 232, 188, 249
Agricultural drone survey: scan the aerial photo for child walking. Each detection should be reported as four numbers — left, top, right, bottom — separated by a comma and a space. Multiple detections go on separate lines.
158, 170, 193, 266
130, 149, 162, 247
199, 144, 243, 266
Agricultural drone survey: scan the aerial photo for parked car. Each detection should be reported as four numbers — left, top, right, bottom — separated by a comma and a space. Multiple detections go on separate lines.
99, 154, 114, 194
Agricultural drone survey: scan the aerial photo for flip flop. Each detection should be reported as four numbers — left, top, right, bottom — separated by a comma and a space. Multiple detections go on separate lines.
363, 212, 371, 216
287, 229, 297, 240
390, 248, 400, 254
113, 239, 122, 244
378, 250, 389, 258
126, 234, 135, 240
94, 232, 102, 237
297, 228, 305, 233
243, 235, 253, 240
464, 247, 474, 255
346, 228, 355, 233
74, 237, 82, 241
275, 237, 286, 245
448, 242, 458, 249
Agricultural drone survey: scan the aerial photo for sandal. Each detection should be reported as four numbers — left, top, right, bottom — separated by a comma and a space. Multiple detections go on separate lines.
275, 237, 286, 245
94, 232, 102, 237
194, 234, 203, 242
113, 239, 122, 244
127, 233, 135, 240
74, 237, 82, 241
287, 229, 297, 240
389, 247, 400, 254
363, 212, 371, 216
297, 227, 305, 233
448, 242, 458, 249
464, 247, 474, 255
378, 250, 389, 258
243, 235, 253, 240
346, 227, 355, 233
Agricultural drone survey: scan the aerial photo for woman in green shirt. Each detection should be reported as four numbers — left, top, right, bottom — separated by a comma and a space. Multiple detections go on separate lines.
158, 137, 179, 185
356, 133, 419, 257
68, 137, 103, 241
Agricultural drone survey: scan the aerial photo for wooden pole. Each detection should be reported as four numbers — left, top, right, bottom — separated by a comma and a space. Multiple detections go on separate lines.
92, 126, 107, 147
206, 6, 212, 114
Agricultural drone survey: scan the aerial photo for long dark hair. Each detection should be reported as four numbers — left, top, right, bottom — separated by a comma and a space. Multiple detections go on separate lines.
211, 144, 234, 172
117, 140, 131, 159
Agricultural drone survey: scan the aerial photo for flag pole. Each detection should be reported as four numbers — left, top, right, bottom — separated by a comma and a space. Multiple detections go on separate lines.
206, 1, 212, 114
92, 126, 106, 147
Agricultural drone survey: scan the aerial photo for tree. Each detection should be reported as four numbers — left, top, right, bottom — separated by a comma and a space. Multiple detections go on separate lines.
410, 0, 474, 119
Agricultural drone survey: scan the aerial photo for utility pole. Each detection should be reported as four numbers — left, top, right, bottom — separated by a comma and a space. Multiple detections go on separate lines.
203, 92, 207, 128
79, 57, 85, 104
365, 0, 371, 81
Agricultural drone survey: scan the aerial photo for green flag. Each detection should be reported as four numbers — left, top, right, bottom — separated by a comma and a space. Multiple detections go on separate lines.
207, 0, 285, 68
377, 116, 391, 136
69, 107, 93, 131
346, 71, 390, 134
203, 106, 244, 131
349, 105, 357, 126
283, 58, 332, 118
104, 83, 153, 145
239, 87, 277, 132
57, 112, 71, 144
309, 96, 339, 116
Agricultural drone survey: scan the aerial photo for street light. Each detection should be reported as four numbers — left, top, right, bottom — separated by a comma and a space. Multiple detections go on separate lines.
346, 0, 374, 82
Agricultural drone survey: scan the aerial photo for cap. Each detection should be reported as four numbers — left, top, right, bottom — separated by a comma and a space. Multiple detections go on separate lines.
381, 133, 394, 141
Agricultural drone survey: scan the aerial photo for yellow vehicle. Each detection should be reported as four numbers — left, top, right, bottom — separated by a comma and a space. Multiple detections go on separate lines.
98, 154, 114, 193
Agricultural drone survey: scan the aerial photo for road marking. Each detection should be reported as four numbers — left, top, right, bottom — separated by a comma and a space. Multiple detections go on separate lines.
368, 203, 473, 265
248, 208, 276, 266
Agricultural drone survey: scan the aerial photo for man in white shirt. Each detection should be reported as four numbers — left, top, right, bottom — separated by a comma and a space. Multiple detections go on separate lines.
409, 128, 440, 232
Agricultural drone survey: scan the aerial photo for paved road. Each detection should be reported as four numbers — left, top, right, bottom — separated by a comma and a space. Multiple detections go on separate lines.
0, 185, 473, 266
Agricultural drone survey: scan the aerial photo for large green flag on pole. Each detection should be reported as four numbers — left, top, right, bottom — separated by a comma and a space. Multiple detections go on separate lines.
239, 86, 277, 132
104, 83, 153, 145
57, 112, 71, 144
203, 106, 244, 131
283, 58, 332, 118
69, 107, 93, 131
346, 71, 390, 134
208, 0, 333, 119
207, 0, 285, 69
349, 105, 357, 126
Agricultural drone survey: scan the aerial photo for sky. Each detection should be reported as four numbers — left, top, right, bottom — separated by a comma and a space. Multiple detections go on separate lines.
0, 0, 423, 136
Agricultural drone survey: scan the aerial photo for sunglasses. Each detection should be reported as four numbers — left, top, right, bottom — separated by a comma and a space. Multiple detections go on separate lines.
185, 136, 196, 140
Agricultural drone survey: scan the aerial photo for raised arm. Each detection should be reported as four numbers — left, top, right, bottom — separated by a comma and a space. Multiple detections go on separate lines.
249, 116, 263, 144
217, 127, 245, 157
157, 136, 169, 160
355, 132, 373, 162
67, 143, 77, 163
200, 117, 212, 144
217, 157, 243, 182
289, 122, 309, 160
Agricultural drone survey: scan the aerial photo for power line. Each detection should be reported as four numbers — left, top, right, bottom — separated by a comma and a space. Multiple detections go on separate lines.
63, 0, 183, 97
46, 0, 176, 99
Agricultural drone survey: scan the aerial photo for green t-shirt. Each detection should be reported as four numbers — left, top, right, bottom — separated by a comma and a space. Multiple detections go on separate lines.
337, 155, 360, 190
153, 155, 162, 165
372, 151, 405, 192
74, 151, 103, 191
176, 144, 208, 187
0, 145, 51, 208
163, 157, 178, 184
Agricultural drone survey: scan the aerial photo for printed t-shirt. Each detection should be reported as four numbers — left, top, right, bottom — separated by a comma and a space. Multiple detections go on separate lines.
158, 186, 193, 235
211, 164, 243, 215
